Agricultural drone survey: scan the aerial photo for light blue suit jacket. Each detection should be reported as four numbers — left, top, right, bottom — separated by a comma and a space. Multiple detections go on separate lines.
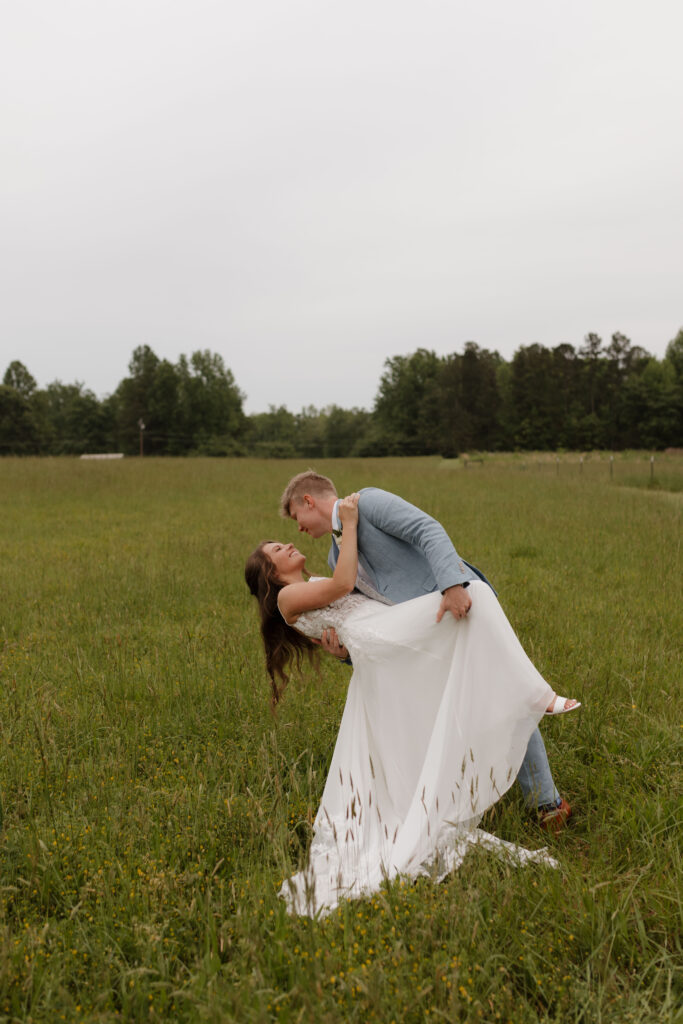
327, 487, 492, 603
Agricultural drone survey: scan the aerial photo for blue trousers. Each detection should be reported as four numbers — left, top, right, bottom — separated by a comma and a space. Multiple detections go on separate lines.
517, 727, 560, 808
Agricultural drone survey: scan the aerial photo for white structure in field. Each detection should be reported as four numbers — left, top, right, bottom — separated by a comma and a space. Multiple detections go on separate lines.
79, 453, 124, 460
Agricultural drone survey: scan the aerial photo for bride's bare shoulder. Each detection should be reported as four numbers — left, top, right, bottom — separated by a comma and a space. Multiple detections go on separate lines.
277, 582, 304, 625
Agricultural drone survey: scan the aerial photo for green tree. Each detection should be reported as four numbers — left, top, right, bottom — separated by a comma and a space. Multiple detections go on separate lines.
373, 349, 443, 455
601, 332, 633, 448
622, 358, 681, 448
295, 406, 327, 459
438, 343, 503, 454
3, 360, 37, 398
323, 406, 371, 457
506, 344, 562, 449
550, 344, 584, 447
247, 405, 298, 457
42, 382, 114, 454
114, 345, 163, 453
177, 351, 246, 453
579, 332, 605, 423
0, 385, 41, 453
149, 360, 186, 453
113, 347, 245, 454
664, 328, 683, 446
665, 328, 683, 379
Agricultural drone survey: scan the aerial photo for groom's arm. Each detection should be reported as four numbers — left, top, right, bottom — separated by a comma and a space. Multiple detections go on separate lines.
360, 488, 473, 620
359, 488, 471, 591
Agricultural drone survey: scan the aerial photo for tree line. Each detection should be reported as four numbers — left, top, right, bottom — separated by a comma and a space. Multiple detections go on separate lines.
2, 330, 682, 456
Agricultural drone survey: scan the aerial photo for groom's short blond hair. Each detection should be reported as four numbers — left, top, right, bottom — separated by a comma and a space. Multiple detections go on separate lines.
279, 470, 337, 518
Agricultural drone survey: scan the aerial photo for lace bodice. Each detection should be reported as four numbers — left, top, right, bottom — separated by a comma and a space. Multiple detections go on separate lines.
289, 579, 372, 642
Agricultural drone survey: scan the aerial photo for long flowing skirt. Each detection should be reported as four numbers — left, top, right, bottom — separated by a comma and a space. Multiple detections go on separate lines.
280, 582, 557, 916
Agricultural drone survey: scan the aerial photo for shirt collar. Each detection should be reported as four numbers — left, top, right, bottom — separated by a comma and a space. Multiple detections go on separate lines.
331, 499, 342, 536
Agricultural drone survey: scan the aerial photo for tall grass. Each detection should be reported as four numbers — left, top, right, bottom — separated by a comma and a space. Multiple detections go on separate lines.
0, 456, 681, 1022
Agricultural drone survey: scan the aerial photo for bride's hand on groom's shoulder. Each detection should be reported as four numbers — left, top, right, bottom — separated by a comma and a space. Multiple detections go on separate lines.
339, 492, 360, 527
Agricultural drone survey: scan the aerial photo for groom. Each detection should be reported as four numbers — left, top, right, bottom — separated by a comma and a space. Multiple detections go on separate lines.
279, 469, 572, 832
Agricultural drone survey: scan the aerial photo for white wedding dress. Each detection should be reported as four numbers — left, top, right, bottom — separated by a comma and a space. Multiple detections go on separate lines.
280, 580, 558, 917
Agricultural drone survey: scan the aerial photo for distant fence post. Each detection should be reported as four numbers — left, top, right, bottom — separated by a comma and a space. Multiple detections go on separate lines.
610, 455, 614, 479
650, 455, 655, 482
556, 456, 560, 475
580, 455, 584, 474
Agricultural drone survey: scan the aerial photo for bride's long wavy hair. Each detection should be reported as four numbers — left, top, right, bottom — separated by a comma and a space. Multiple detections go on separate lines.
244, 541, 319, 706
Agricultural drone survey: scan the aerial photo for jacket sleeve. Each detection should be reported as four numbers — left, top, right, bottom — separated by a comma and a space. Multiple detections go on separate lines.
359, 487, 471, 592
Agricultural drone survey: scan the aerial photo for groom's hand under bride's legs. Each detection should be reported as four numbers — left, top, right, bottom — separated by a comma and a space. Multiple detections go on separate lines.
318, 628, 349, 661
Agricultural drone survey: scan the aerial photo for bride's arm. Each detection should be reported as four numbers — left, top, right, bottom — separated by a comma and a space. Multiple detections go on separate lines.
278, 494, 359, 623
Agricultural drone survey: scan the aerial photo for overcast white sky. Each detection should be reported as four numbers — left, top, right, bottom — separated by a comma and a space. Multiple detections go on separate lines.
2, 1, 682, 413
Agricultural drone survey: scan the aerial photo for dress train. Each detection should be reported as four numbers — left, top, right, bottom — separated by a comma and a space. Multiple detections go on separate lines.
281, 581, 558, 916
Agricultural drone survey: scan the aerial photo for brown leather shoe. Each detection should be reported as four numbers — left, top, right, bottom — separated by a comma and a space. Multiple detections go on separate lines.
538, 798, 572, 833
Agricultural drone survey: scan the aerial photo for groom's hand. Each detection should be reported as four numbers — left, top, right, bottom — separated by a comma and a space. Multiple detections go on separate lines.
318, 628, 349, 661
436, 584, 472, 622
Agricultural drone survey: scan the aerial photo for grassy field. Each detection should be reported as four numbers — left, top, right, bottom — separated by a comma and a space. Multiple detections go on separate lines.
0, 455, 681, 1023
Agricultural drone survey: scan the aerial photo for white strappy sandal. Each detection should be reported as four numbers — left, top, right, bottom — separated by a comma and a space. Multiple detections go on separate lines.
545, 695, 581, 716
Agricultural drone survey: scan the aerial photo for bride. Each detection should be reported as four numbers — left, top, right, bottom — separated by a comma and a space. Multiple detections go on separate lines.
245, 494, 579, 916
